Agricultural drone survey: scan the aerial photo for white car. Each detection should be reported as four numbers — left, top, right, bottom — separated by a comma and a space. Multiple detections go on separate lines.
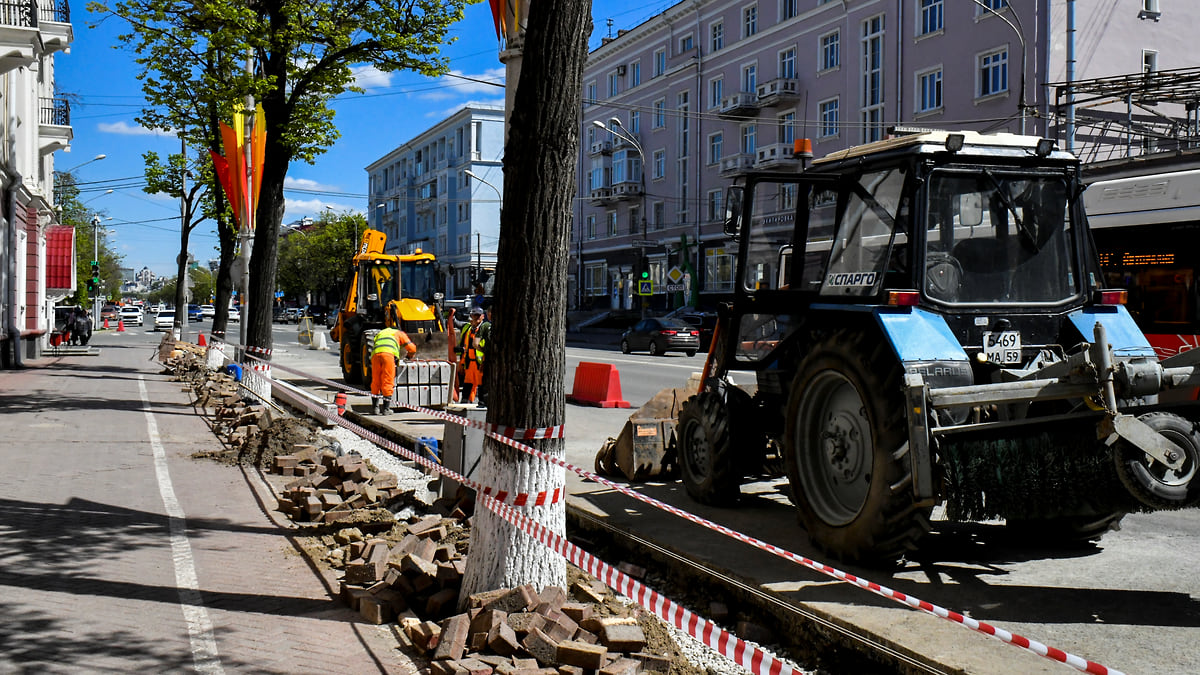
200, 304, 215, 319
154, 310, 175, 331
119, 305, 144, 326
228, 307, 240, 323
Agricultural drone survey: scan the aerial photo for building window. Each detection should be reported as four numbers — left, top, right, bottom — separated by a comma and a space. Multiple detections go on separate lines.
917, 68, 942, 112
654, 48, 666, 76
653, 201, 665, 229
779, 48, 796, 79
711, 21, 724, 51
586, 215, 596, 239
705, 249, 735, 292
708, 132, 723, 165
978, 48, 1008, 97
608, 71, 621, 97
979, 0, 1007, 11
742, 63, 757, 93
607, 211, 617, 237
585, 263, 606, 296
679, 34, 694, 52
1143, 49, 1158, 73
743, 5, 758, 38
709, 77, 723, 108
629, 206, 641, 234
677, 157, 688, 226
819, 97, 840, 138
820, 31, 840, 71
741, 124, 757, 154
677, 91, 690, 157
630, 61, 641, 87
653, 99, 665, 128
919, 0, 943, 35
861, 15, 885, 143
707, 190, 723, 222
778, 111, 795, 145
780, 0, 797, 21
652, 149, 666, 179
630, 110, 641, 133
586, 81, 596, 104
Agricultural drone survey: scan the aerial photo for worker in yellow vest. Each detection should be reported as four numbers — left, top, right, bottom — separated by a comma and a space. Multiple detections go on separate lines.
371, 325, 417, 415
456, 306, 491, 404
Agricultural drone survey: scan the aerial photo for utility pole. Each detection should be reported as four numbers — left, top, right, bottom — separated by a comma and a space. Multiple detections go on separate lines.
92, 215, 100, 329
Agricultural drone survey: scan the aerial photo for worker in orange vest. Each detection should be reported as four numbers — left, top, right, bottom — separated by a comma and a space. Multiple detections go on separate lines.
456, 306, 490, 404
371, 324, 417, 415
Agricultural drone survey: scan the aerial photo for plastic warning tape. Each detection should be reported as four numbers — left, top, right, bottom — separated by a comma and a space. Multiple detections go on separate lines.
245, 344, 272, 356
479, 492, 804, 675
237, 352, 1123, 675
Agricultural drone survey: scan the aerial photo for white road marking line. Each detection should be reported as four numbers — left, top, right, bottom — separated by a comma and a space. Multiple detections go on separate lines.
138, 377, 225, 674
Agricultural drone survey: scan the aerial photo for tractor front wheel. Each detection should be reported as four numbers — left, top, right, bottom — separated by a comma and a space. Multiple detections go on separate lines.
678, 391, 741, 506
341, 339, 362, 385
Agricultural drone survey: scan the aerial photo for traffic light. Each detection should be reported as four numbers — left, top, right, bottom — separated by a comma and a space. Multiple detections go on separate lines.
88, 261, 100, 294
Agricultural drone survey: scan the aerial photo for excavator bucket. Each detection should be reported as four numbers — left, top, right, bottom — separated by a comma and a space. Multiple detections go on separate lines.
594, 385, 692, 481
411, 331, 449, 359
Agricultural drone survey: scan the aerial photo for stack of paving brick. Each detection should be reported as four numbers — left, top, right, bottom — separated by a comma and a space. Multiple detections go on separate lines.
192, 371, 240, 410
401, 583, 668, 674
212, 399, 267, 448
273, 448, 404, 524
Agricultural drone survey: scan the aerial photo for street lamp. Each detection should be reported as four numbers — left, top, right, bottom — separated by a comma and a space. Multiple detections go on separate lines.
971, 0, 1029, 134
90, 215, 112, 329
593, 119, 650, 316
463, 170, 500, 293
82, 189, 114, 205
60, 153, 106, 174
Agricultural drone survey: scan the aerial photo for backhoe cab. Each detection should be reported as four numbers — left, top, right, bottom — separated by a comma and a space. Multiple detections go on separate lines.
678, 130, 1200, 564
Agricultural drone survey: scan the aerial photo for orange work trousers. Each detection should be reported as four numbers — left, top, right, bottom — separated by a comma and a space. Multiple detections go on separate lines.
371, 353, 397, 398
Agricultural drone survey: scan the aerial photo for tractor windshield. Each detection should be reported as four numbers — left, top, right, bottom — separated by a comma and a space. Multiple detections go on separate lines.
924, 170, 1079, 305
401, 259, 437, 302
361, 259, 399, 322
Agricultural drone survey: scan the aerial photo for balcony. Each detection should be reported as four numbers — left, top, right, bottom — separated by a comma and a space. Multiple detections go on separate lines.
718, 92, 759, 118
0, 0, 38, 72
589, 140, 612, 156
719, 152, 756, 176
611, 180, 643, 200
38, 0, 71, 54
588, 187, 613, 205
39, 97, 71, 154
755, 143, 800, 170
755, 78, 800, 107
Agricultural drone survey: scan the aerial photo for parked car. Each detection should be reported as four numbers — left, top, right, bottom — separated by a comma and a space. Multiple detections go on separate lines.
200, 304, 215, 319
620, 318, 701, 356
187, 304, 203, 322
284, 307, 300, 323
229, 306, 241, 323
272, 306, 288, 323
119, 305, 144, 326
303, 305, 330, 325
100, 304, 120, 324
154, 310, 175, 331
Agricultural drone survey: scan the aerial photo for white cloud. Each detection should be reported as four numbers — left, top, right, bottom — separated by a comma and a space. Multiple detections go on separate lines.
420, 67, 506, 101
352, 64, 392, 91
429, 98, 507, 119
97, 120, 176, 137
284, 197, 362, 219
284, 176, 339, 192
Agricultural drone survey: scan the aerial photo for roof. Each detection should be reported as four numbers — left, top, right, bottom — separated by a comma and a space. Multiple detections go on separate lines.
813, 130, 1077, 167
46, 225, 75, 292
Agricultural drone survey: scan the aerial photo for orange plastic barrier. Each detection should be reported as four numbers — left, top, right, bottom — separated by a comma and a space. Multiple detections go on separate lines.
567, 361, 630, 408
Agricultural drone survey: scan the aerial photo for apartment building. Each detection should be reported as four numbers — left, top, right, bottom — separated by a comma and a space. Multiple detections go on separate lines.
367, 106, 505, 301
1, 0, 74, 365
572, 0, 1193, 312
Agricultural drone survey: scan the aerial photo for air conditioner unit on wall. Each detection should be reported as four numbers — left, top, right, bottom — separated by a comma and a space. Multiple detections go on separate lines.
617, 65, 627, 76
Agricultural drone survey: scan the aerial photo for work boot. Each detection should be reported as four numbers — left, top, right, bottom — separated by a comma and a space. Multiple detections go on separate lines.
371, 396, 382, 415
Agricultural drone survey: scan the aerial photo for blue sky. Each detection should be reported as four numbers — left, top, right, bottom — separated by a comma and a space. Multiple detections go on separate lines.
59, 1, 679, 278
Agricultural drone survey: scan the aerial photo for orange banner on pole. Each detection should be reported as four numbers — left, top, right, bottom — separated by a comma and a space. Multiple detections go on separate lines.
209, 103, 265, 233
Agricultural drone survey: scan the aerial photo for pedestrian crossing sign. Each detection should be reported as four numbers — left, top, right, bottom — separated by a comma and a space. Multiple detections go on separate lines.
637, 280, 653, 295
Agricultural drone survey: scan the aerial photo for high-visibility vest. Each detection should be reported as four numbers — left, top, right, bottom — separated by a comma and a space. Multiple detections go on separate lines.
372, 327, 413, 359
458, 322, 489, 385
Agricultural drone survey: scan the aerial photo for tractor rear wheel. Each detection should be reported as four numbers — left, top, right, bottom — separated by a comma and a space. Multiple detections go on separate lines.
341, 339, 361, 385
678, 391, 741, 506
785, 332, 931, 564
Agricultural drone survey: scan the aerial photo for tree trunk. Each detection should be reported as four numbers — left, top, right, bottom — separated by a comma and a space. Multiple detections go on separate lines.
459, 0, 591, 600
246, 88, 291, 354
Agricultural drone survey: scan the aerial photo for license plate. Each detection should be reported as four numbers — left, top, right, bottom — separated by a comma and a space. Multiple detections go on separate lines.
983, 331, 1022, 365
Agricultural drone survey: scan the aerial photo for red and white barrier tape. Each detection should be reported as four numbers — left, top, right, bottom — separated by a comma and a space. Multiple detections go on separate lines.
481, 492, 804, 675
229, 348, 1123, 675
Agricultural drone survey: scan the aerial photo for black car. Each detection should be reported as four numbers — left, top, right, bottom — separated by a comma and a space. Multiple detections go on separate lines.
303, 305, 330, 325
272, 306, 288, 323
620, 318, 701, 356
678, 312, 717, 352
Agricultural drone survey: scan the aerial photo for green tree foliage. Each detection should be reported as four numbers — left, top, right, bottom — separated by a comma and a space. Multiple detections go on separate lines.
55, 173, 122, 306
276, 210, 361, 306
89, 0, 477, 351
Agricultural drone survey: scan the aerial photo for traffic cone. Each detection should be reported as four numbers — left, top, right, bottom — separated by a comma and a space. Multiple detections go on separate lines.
198, 333, 207, 347
103, 318, 109, 330
335, 392, 347, 416
117, 319, 125, 332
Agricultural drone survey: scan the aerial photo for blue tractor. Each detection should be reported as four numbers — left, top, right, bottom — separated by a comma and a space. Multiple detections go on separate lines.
676, 130, 1200, 564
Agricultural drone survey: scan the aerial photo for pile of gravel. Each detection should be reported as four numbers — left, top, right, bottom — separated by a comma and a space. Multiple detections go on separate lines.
315, 424, 435, 500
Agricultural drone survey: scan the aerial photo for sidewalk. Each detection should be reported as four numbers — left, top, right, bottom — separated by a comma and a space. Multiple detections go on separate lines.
0, 332, 417, 673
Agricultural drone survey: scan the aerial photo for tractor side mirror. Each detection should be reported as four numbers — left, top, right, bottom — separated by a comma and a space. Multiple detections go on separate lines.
958, 192, 983, 227
724, 186, 744, 237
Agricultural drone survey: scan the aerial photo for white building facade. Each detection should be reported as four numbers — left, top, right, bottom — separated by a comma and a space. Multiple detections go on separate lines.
1, 0, 74, 365
367, 105, 506, 301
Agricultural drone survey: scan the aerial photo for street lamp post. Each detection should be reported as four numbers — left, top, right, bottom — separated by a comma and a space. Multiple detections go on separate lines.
463, 169, 501, 295
594, 119, 649, 317
60, 153, 107, 174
